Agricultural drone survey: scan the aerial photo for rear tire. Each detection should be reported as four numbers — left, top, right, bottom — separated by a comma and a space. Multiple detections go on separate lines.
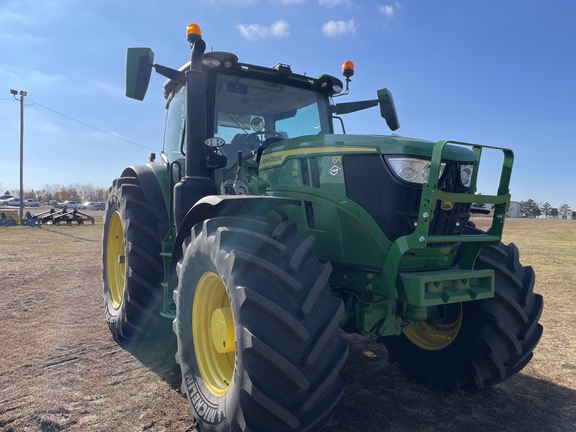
102, 175, 165, 340
382, 238, 543, 390
173, 217, 348, 431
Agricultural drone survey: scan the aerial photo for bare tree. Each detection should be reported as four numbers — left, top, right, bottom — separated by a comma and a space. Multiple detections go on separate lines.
41, 184, 62, 203
32, 183, 109, 204
79, 183, 96, 202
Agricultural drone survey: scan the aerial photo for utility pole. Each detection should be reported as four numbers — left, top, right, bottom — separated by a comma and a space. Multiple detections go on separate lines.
10, 89, 27, 220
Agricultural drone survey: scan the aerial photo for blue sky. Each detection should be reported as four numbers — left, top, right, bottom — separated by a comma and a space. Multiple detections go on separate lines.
1, 0, 574, 208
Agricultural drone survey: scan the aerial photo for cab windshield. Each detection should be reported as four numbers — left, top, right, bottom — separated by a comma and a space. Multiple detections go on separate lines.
213, 75, 330, 165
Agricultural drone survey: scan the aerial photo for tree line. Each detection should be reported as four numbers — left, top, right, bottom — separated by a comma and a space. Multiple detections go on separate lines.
2, 183, 573, 220
520, 199, 573, 219
1, 183, 108, 204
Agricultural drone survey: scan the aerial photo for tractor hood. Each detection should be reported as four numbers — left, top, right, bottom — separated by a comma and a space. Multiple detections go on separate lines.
258, 134, 474, 170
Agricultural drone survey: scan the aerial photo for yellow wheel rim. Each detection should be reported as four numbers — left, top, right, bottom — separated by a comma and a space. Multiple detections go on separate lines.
403, 306, 462, 351
193, 272, 235, 396
106, 211, 125, 310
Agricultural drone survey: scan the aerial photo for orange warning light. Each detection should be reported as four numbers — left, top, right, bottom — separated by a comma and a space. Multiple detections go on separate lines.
187, 23, 202, 43
342, 60, 355, 79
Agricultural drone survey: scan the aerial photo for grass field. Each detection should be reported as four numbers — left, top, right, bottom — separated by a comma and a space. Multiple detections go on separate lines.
0, 217, 574, 431
476, 218, 576, 394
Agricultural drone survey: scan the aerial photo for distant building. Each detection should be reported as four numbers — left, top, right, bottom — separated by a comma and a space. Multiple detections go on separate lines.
507, 201, 521, 218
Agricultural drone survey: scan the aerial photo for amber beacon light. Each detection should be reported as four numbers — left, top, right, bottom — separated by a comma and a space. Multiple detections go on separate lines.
187, 23, 202, 43
342, 60, 355, 79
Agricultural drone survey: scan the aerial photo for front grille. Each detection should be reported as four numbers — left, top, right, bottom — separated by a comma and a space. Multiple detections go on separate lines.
343, 155, 471, 242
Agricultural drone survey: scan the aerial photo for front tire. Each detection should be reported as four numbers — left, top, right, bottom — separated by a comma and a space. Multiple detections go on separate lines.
383, 239, 543, 390
173, 217, 348, 431
102, 175, 165, 340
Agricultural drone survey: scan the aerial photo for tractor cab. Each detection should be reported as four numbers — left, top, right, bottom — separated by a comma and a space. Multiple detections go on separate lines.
161, 66, 335, 170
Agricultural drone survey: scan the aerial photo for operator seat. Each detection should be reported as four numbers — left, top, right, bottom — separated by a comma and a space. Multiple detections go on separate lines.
225, 134, 254, 169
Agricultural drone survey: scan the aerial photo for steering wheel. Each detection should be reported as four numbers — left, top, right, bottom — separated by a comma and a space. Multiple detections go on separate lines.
246, 131, 284, 150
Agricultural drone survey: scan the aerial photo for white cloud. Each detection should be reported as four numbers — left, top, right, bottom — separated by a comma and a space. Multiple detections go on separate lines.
236, 20, 290, 41
318, 0, 352, 7
96, 82, 125, 98
276, 0, 306, 4
208, 0, 258, 4
0, 31, 45, 45
378, 2, 401, 19
0, 0, 76, 25
0, 10, 27, 24
0, 65, 66, 90
0, 65, 20, 81
0, 0, 78, 45
379, 5, 394, 18
270, 20, 290, 37
211, 0, 305, 4
27, 70, 67, 88
321, 18, 356, 37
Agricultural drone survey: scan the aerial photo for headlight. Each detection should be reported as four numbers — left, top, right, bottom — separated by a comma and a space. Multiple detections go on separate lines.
386, 157, 446, 184
387, 157, 474, 187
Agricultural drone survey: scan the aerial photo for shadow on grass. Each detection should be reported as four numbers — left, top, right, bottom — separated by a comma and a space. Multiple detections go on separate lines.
40, 225, 100, 242
329, 333, 576, 432
116, 328, 575, 432
116, 323, 182, 392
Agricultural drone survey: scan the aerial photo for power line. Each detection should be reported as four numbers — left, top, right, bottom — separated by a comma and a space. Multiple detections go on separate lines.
26, 98, 158, 152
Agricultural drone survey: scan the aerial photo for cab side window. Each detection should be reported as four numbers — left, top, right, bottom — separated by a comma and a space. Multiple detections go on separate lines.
164, 86, 186, 161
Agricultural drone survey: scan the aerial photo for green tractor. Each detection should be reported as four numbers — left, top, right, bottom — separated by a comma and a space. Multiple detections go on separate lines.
102, 23, 543, 431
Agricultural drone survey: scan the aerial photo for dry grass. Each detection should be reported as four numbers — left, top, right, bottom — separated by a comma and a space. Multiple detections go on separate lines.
0, 218, 575, 431
476, 218, 576, 398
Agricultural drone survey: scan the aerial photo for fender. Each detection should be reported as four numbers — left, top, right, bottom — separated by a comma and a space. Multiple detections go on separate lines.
167, 195, 301, 293
120, 163, 171, 240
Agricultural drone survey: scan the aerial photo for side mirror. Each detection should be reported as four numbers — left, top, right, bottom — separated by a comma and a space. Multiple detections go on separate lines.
126, 48, 154, 101
377, 88, 400, 131
332, 88, 400, 132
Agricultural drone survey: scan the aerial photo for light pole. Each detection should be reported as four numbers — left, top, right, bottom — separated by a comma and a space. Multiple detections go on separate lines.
10, 89, 27, 220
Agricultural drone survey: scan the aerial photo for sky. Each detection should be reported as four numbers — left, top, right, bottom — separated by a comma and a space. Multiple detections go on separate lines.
1, 0, 575, 208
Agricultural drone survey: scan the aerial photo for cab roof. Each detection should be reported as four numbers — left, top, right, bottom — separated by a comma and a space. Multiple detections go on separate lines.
162, 51, 343, 100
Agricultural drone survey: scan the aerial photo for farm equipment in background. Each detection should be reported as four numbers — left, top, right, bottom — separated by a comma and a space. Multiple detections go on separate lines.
0, 207, 95, 227
101, 23, 543, 432
21, 211, 41, 227
33, 208, 95, 225
0, 211, 18, 226
0, 208, 95, 226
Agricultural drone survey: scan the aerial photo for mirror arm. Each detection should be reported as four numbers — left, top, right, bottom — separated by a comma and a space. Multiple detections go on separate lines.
153, 64, 186, 85
332, 100, 378, 115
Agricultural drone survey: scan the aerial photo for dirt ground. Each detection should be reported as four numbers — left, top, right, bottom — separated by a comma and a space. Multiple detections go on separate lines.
0, 215, 574, 432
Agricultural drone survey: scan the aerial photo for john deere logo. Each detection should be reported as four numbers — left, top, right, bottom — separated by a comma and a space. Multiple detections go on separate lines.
441, 201, 454, 211
329, 165, 341, 176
